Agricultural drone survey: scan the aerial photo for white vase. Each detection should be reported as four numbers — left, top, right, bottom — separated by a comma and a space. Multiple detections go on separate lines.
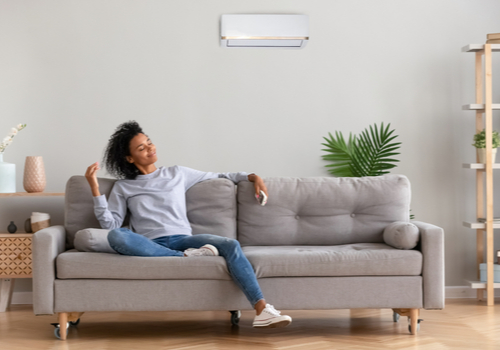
0, 153, 16, 193
477, 148, 498, 164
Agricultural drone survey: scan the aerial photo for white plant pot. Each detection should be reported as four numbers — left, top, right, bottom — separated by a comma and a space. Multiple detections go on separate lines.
0, 153, 16, 193
477, 148, 498, 164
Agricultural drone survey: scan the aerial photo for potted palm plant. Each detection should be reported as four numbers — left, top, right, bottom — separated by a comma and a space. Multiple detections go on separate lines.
472, 129, 500, 164
321, 122, 401, 177
321, 122, 415, 219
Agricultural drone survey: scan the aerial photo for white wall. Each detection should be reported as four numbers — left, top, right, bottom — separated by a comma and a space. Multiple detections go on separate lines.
1, 0, 500, 294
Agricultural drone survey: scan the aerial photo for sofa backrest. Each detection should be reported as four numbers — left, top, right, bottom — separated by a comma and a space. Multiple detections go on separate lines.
237, 174, 411, 246
64, 176, 238, 249
65, 176, 117, 249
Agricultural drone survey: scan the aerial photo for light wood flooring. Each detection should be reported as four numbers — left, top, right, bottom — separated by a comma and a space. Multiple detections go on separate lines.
1, 299, 499, 349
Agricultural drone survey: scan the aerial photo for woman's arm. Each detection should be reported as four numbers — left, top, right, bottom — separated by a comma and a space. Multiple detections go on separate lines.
178, 165, 269, 199
179, 166, 253, 190
85, 162, 101, 197
93, 189, 126, 230
85, 162, 126, 229
247, 174, 269, 199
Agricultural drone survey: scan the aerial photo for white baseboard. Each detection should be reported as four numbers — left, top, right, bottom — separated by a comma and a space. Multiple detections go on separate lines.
9, 287, 500, 305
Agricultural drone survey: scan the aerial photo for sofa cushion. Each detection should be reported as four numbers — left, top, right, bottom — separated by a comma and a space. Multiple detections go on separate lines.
242, 243, 422, 278
237, 174, 411, 246
64, 176, 238, 250
74, 228, 117, 254
56, 249, 232, 280
64, 176, 120, 250
185, 178, 238, 240
383, 221, 419, 250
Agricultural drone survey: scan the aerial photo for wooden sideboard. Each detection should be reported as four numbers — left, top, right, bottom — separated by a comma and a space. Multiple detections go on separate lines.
0, 192, 64, 311
0, 234, 33, 312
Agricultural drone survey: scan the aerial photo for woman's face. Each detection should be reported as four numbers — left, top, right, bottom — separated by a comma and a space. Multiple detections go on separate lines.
127, 133, 157, 166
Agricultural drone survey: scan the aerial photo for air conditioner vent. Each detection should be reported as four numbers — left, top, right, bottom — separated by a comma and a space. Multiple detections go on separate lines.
221, 15, 309, 49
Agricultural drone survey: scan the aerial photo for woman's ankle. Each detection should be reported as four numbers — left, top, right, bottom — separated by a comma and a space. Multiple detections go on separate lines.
254, 299, 266, 315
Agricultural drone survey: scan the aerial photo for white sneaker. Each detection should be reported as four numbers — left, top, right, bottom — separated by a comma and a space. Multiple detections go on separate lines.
184, 244, 219, 257
253, 304, 292, 328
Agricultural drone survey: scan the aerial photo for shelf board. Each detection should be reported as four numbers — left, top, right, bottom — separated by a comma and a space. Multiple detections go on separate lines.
467, 280, 500, 289
0, 233, 33, 238
462, 44, 500, 52
0, 192, 64, 197
463, 221, 500, 229
462, 104, 500, 110
463, 163, 500, 169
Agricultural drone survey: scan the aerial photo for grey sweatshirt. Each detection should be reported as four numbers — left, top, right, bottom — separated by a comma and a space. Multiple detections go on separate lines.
93, 165, 253, 240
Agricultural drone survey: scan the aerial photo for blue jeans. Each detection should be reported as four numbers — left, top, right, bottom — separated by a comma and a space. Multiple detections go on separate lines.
107, 228, 264, 307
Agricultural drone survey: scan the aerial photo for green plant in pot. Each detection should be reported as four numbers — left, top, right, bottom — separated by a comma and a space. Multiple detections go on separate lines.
321, 123, 414, 219
472, 129, 500, 164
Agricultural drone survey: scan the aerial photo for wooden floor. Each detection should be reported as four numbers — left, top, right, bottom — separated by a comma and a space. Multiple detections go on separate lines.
1, 299, 500, 349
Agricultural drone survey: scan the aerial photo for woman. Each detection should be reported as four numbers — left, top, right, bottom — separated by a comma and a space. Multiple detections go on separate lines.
85, 121, 292, 328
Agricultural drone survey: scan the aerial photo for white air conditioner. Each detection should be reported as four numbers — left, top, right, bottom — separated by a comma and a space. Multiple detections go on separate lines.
220, 14, 309, 49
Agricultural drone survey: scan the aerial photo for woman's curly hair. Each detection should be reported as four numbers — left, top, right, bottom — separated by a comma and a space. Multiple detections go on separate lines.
103, 121, 145, 180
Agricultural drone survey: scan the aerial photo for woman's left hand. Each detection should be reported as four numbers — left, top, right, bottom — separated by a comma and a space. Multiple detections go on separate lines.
248, 174, 268, 199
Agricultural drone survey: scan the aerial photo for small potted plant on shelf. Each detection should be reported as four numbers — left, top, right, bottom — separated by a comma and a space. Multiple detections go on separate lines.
472, 129, 500, 163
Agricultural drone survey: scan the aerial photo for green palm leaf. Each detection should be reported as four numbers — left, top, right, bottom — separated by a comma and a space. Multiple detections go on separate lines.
322, 122, 401, 177
321, 131, 357, 177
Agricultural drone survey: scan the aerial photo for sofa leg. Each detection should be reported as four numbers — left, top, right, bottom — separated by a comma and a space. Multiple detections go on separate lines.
68, 312, 84, 324
392, 308, 410, 317
58, 312, 68, 340
409, 309, 419, 335
392, 308, 421, 335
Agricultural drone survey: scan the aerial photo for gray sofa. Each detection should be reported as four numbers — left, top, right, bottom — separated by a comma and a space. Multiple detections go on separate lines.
32, 174, 444, 340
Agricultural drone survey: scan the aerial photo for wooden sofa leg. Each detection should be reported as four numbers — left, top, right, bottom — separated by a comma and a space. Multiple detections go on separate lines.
392, 308, 421, 335
410, 309, 419, 335
68, 312, 84, 323
58, 313, 68, 340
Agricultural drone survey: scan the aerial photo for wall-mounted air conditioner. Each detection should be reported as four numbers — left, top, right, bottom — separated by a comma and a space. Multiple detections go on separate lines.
220, 14, 309, 49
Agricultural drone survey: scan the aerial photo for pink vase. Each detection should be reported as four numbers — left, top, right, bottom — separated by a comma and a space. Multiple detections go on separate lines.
23, 156, 46, 193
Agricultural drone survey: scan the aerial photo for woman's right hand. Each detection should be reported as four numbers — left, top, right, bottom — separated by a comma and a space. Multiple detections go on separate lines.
85, 162, 101, 197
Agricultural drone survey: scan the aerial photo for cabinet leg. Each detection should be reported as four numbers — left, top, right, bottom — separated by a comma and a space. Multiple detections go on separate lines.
0, 279, 15, 312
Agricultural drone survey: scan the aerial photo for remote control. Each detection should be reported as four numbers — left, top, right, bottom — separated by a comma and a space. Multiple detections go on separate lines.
256, 190, 268, 206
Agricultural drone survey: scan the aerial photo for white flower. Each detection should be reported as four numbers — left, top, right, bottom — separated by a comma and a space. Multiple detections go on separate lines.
1, 124, 26, 153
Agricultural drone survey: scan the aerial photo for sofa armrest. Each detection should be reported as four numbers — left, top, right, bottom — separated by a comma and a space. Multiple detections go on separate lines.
412, 221, 445, 310
32, 225, 67, 315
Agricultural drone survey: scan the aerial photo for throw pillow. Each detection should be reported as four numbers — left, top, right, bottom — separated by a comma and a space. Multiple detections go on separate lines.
383, 221, 419, 250
74, 228, 117, 254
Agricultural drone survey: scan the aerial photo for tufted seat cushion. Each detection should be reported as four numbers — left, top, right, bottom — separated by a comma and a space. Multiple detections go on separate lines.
237, 175, 411, 246
56, 249, 232, 280
242, 243, 422, 278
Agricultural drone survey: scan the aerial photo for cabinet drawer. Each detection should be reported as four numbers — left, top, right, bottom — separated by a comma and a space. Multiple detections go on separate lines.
0, 237, 33, 278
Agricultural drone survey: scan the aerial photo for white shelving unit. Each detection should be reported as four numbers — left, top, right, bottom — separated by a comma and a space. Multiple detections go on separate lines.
462, 104, 500, 110
463, 163, 500, 169
462, 43, 499, 306
466, 280, 500, 289
463, 221, 500, 230
462, 44, 500, 52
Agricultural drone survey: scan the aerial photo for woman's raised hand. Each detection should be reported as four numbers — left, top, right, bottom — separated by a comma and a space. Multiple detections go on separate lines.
248, 174, 269, 201
85, 162, 101, 197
